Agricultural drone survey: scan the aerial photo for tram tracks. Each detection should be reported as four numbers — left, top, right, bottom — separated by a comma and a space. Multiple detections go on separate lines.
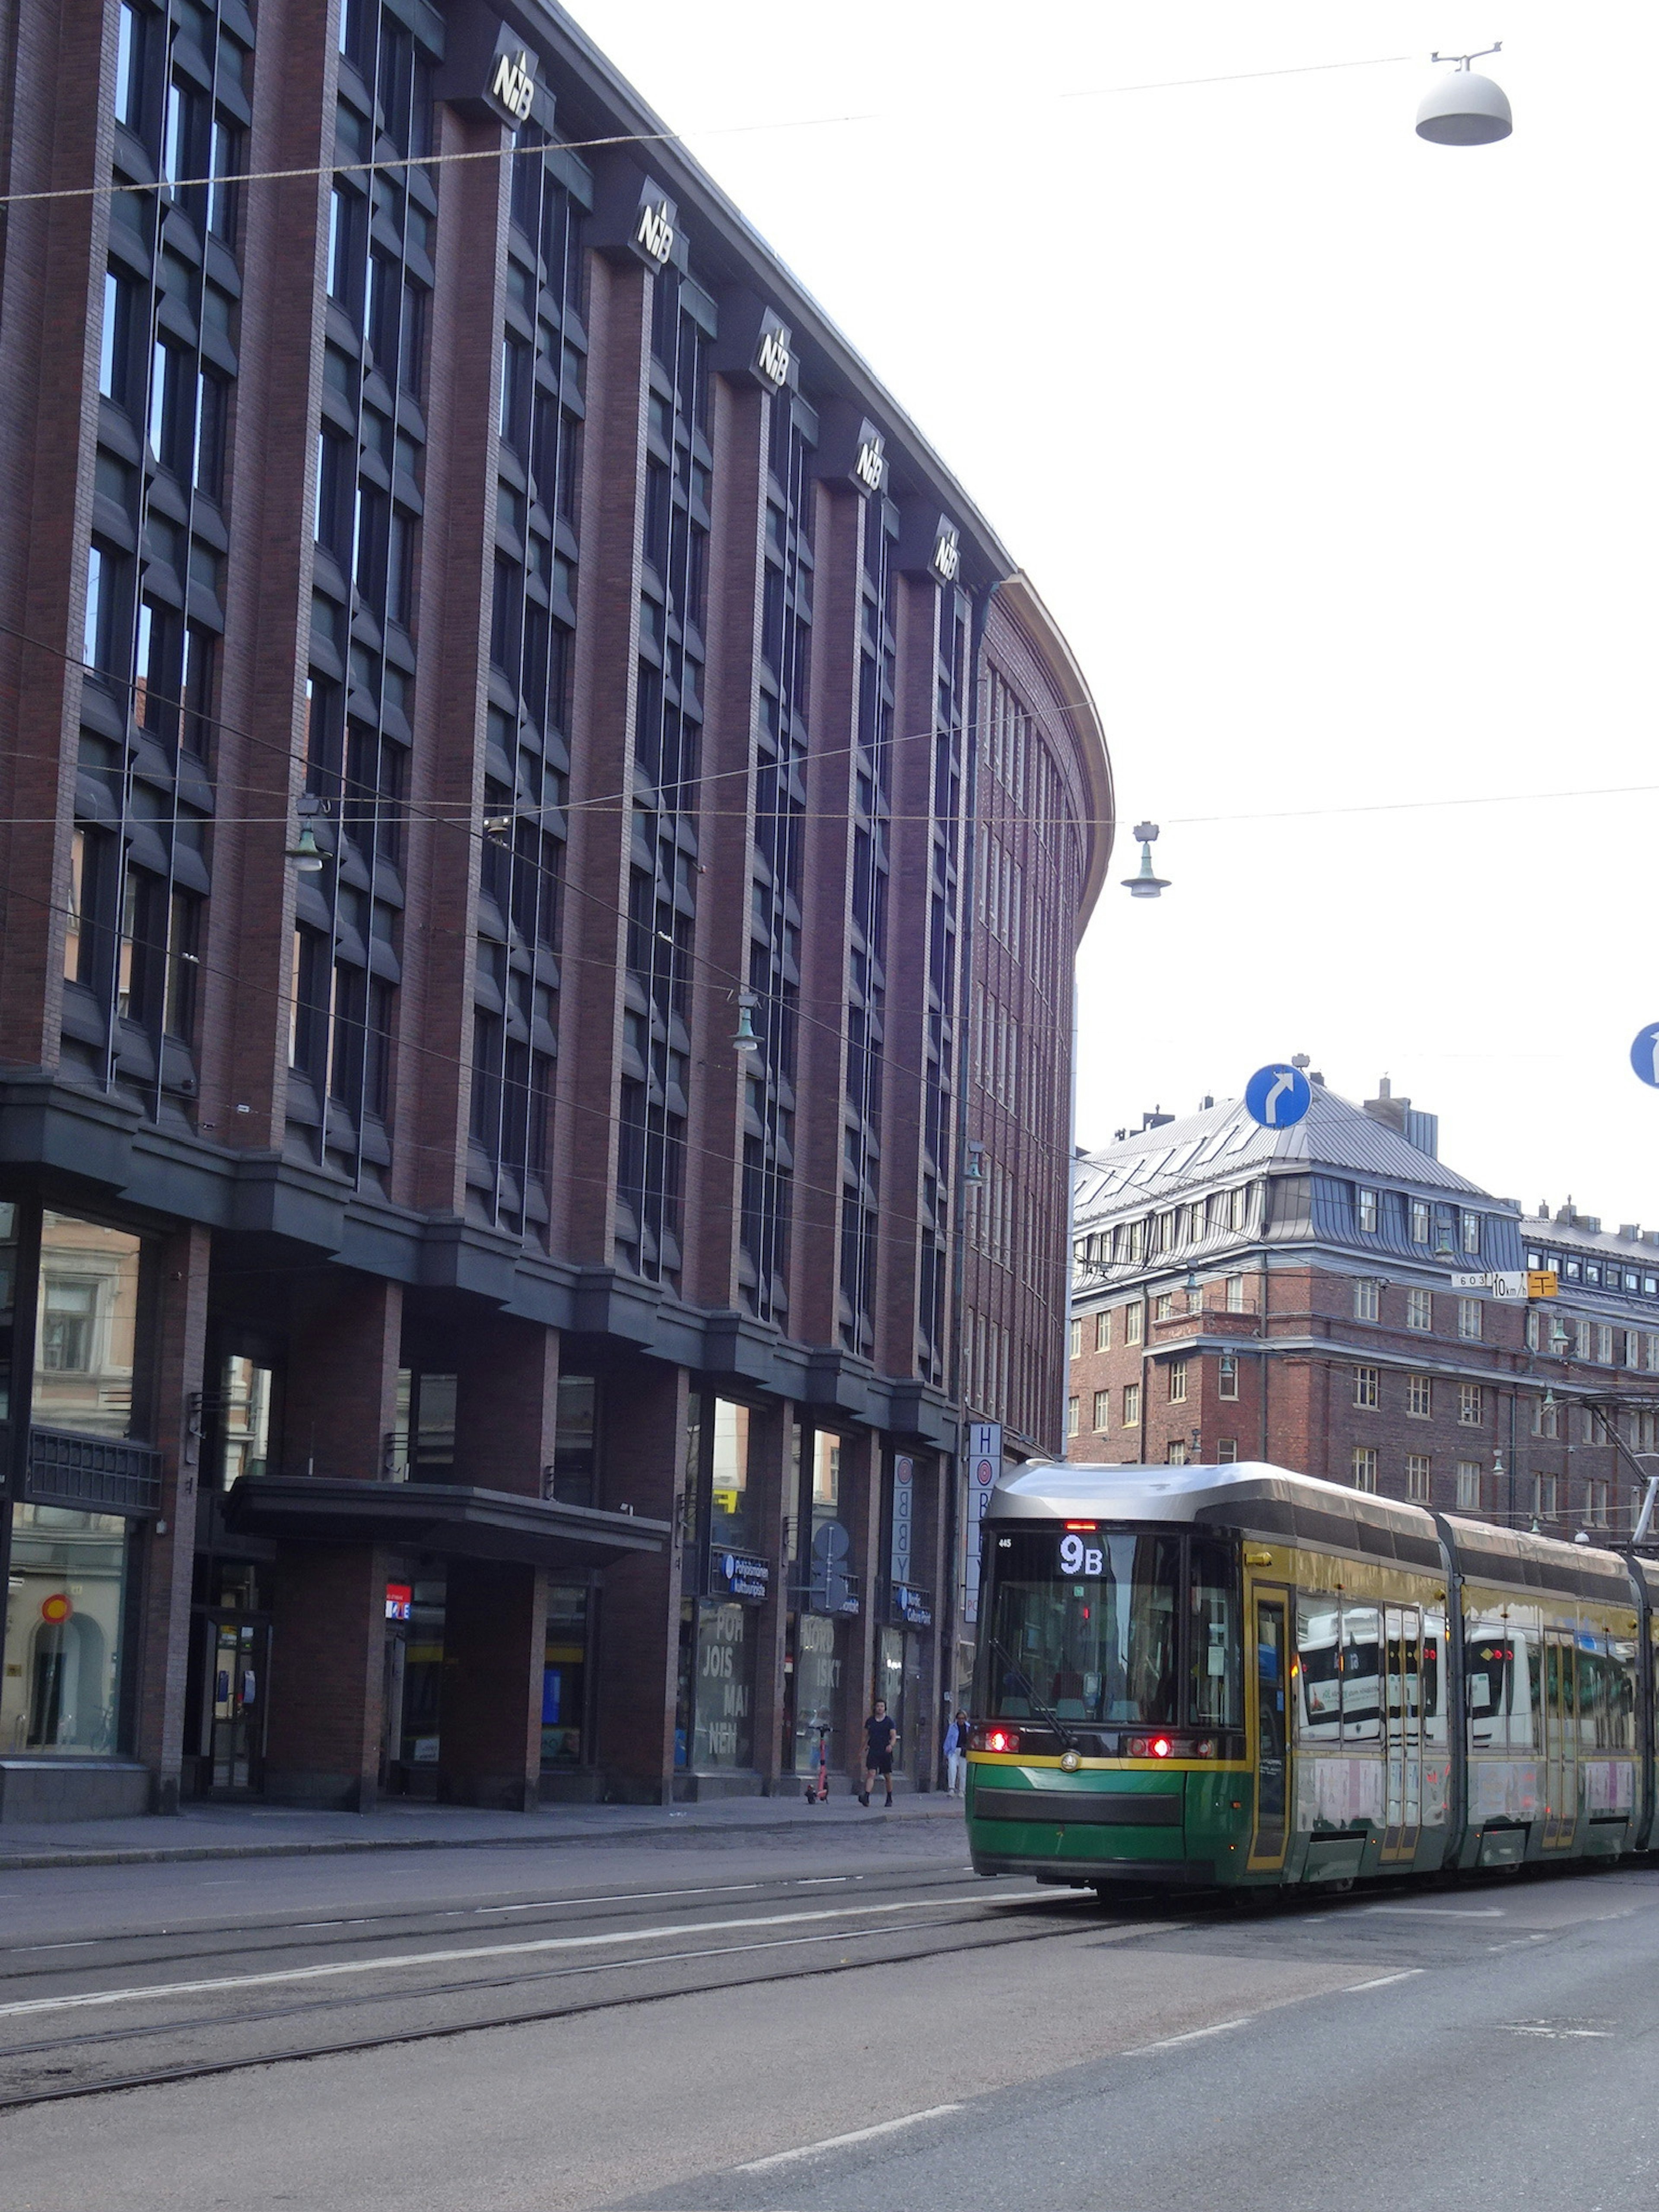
0, 1874, 1114, 2113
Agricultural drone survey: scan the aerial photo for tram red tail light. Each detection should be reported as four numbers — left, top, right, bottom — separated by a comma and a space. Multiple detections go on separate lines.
1063, 1521, 1098, 1532
1150, 1736, 1174, 1759
976, 1727, 1020, 1754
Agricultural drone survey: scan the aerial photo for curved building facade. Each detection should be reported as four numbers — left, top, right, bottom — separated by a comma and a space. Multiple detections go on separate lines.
0, 0, 1111, 1818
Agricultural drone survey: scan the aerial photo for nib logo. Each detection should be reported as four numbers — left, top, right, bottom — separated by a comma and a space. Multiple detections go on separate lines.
635, 198, 675, 267
489, 48, 535, 124
853, 432, 885, 493
756, 326, 791, 391
932, 525, 960, 584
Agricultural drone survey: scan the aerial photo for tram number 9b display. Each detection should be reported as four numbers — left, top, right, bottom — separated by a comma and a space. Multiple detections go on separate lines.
1058, 1532, 1104, 1576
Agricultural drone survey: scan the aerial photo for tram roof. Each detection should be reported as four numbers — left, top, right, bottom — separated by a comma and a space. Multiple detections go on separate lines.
993, 1462, 1642, 1600
991, 1460, 1443, 1568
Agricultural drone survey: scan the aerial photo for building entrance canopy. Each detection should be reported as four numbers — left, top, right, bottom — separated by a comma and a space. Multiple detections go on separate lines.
224, 1478, 669, 1572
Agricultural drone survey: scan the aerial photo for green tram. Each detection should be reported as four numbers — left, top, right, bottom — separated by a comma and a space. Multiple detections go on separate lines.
967, 1461, 1659, 1894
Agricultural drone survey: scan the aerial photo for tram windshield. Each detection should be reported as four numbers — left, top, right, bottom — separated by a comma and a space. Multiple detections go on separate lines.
980, 1528, 1240, 1729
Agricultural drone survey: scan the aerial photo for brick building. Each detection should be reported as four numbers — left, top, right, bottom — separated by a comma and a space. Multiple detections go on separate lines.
0, 0, 1112, 1821
1067, 1078, 1659, 1535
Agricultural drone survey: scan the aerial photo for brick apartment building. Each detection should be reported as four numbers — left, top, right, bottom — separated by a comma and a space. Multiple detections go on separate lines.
1067, 1077, 1659, 1535
0, 0, 1112, 1821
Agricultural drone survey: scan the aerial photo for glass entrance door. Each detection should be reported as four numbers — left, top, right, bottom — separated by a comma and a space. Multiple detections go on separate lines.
1541, 1632, 1578, 1850
1249, 1591, 1290, 1871
203, 1616, 267, 1792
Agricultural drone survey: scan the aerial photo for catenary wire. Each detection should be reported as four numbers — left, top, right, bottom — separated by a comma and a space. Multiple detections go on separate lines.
0, 53, 1419, 211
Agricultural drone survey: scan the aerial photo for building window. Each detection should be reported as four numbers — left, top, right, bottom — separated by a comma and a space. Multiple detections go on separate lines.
1407, 1374, 1432, 1418
1216, 1439, 1238, 1463
1462, 1213, 1481, 1255
1580, 1404, 1599, 1446
1095, 1310, 1112, 1353
1351, 1447, 1378, 1493
1066, 1395, 1079, 1438
1527, 1309, 1541, 1351
1532, 1396, 1559, 1440
1531, 1472, 1559, 1521
1093, 1390, 1111, 1432
1575, 1319, 1592, 1360
1411, 1200, 1430, 1244
1586, 1479, 1610, 1529
1458, 1298, 1482, 1341
1153, 1293, 1174, 1322
1405, 1454, 1431, 1502
1459, 1383, 1483, 1426
1125, 1305, 1143, 1346
1456, 1460, 1482, 1512
1625, 1330, 1641, 1371
1122, 1382, 1141, 1427
1068, 1317, 1082, 1359
1225, 1274, 1245, 1312
1598, 1324, 1614, 1366
1166, 1440, 1187, 1466
1230, 1186, 1249, 1231
1648, 1334, 1659, 1373
1353, 1364, 1379, 1409
1167, 1359, 1188, 1404
1357, 1188, 1379, 1233
1407, 1288, 1433, 1332
1218, 1354, 1239, 1401
1353, 1278, 1379, 1322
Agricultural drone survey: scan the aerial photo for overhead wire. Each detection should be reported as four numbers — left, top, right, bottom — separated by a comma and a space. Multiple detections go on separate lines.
0, 51, 1419, 212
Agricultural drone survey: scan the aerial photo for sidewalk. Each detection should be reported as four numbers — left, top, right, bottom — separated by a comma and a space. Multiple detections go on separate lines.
0, 1786, 967, 1871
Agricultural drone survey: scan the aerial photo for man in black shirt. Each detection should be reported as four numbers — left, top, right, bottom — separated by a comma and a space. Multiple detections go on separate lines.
859, 1699, 897, 1808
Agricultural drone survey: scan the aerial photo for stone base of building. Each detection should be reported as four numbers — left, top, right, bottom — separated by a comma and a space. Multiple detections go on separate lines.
671, 1770, 766, 1803
539, 1769, 605, 1805
0, 1757, 153, 1824
263, 1768, 377, 1813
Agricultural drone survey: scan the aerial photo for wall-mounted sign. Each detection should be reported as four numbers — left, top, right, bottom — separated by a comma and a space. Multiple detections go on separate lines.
963, 1421, 1001, 1626
1528, 1269, 1560, 1299
711, 1549, 769, 1604
486, 46, 536, 125
634, 193, 676, 270
852, 423, 887, 496
755, 317, 792, 393
931, 522, 961, 586
892, 1583, 932, 1629
890, 1453, 914, 1589
385, 1582, 413, 1622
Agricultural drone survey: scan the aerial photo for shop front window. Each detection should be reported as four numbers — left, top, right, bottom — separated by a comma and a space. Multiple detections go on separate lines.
685, 1600, 755, 1770
542, 1583, 589, 1766
2, 1503, 130, 1755
551, 1376, 596, 1504
709, 1399, 753, 1552
219, 1355, 273, 1485
0, 1201, 16, 1421
393, 1370, 456, 1478
787, 1610, 845, 1773
33, 1213, 142, 1437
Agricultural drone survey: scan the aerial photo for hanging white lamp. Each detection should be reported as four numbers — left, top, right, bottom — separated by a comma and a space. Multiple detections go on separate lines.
1416, 45, 1513, 145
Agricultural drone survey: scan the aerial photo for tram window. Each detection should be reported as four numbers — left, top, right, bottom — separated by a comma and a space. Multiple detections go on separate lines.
1189, 1536, 1240, 1728
1422, 1630, 1446, 1744
1466, 1629, 1536, 1751
982, 1530, 1179, 1726
1297, 1597, 1342, 1738
1341, 1604, 1382, 1744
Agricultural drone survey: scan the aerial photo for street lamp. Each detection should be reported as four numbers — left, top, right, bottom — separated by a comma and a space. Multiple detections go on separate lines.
1121, 822, 1170, 901
1416, 45, 1513, 145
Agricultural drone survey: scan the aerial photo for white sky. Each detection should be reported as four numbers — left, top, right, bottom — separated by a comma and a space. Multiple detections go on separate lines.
564, 1, 1659, 1225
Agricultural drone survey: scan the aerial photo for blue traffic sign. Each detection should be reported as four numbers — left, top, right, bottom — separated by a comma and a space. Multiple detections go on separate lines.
1632, 1025, 1659, 1090
1245, 1063, 1312, 1129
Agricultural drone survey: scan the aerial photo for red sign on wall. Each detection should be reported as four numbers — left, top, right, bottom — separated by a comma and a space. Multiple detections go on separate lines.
385, 1583, 412, 1622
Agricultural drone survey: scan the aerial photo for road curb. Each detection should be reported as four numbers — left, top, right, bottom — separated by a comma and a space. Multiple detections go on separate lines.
0, 1800, 966, 1872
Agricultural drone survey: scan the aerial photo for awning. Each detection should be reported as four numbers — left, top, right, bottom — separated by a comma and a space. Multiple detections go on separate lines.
223, 1476, 669, 1571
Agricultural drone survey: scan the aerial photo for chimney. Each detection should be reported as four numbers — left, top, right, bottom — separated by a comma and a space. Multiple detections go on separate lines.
1363, 1077, 1437, 1160
1141, 1109, 1174, 1131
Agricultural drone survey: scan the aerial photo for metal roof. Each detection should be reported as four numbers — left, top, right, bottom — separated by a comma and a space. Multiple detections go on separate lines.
1073, 1084, 1490, 1230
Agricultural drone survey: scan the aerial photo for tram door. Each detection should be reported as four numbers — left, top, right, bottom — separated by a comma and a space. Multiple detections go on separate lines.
1541, 1633, 1579, 1850
1249, 1592, 1291, 1872
1381, 1605, 1424, 1863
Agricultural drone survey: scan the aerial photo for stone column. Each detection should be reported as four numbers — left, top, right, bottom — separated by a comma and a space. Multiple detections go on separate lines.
438, 1559, 547, 1810
133, 1223, 212, 1812
594, 1356, 688, 1802
263, 1274, 403, 1807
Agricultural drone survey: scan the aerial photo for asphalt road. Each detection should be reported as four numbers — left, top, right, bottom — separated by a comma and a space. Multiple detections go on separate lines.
0, 1831, 1654, 2211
